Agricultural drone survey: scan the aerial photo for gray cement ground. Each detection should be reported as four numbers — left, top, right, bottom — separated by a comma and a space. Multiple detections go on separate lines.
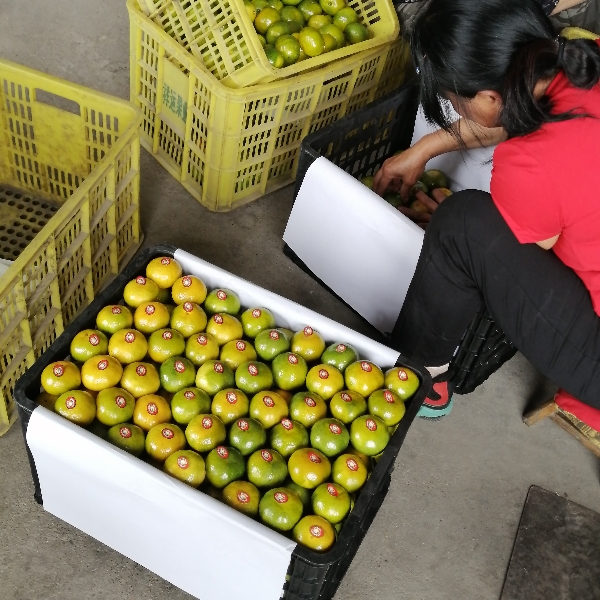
1, 1, 599, 598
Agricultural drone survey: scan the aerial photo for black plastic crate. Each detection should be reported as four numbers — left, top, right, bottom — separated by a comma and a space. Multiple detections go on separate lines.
286, 83, 517, 395
14, 244, 432, 600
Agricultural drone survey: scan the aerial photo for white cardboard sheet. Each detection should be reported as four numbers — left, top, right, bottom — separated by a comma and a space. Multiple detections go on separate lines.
283, 157, 425, 335
26, 249, 401, 600
283, 105, 495, 335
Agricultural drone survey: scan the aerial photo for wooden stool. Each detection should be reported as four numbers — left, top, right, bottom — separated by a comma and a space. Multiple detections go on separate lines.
524, 400, 600, 459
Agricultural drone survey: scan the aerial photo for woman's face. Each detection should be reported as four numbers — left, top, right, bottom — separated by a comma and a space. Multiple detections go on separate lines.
447, 91, 503, 128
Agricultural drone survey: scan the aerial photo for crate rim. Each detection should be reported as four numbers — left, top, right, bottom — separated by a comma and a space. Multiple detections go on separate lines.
0, 57, 142, 280
14, 243, 432, 572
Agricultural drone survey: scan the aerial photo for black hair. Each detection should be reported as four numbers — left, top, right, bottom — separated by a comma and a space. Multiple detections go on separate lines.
411, 0, 600, 138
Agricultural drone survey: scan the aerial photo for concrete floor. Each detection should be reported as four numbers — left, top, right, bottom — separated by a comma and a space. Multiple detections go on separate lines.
1, 1, 600, 599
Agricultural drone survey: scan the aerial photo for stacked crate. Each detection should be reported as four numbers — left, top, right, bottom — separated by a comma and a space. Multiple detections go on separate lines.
128, 0, 409, 210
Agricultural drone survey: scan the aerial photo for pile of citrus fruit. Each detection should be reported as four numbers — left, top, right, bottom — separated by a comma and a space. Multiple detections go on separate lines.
362, 166, 452, 210
245, 0, 370, 68
38, 255, 420, 552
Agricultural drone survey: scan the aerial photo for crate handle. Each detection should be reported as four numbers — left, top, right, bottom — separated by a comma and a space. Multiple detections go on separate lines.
35, 89, 81, 116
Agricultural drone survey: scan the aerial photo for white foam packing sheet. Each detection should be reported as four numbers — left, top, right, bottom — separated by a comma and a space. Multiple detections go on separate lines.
283, 157, 425, 335
26, 248, 401, 600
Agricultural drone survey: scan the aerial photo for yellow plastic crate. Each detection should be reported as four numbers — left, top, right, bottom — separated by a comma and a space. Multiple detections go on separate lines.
128, 0, 409, 211
136, 0, 399, 88
0, 59, 143, 435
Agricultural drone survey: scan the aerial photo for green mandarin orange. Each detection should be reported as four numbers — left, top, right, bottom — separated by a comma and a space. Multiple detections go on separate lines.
164, 450, 206, 488
171, 275, 207, 305
108, 329, 148, 364
186, 332, 220, 366
96, 304, 134, 334
146, 256, 182, 289
171, 387, 211, 424
55, 390, 96, 426
70, 329, 109, 363
123, 275, 160, 308
42, 361, 81, 396
306, 364, 344, 400
211, 388, 249, 425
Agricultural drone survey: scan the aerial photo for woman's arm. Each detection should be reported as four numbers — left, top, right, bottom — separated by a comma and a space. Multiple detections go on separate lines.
373, 119, 506, 197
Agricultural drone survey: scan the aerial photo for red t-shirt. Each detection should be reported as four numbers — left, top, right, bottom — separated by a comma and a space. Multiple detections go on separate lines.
491, 56, 600, 315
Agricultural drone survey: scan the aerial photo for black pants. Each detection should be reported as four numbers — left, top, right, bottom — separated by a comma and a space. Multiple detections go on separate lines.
391, 190, 600, 409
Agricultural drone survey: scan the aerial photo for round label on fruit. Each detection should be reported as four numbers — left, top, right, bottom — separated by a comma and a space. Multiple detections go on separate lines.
310, 525, 324, 538
237, 419, 249, 431
248, 364, 258, 376
216, 290, 227, 301
174, 360, 186, 373
213, 363, 224, 374
162, 427, 175, 439
115, 396, 127, 408
397, 369, 408, 381
304, 397, 316, 408
53, 365, 64, 377
177, 456, 189, 469
336, 344, 346, 353
366, 418, 377, 432
304, 326, 313, 336
214, 315, 224, 325
329, 423, 342, 435
346, 458, 359, 472
98, 360, 109, 371
269, 331, 280, 340
252, 309, 261, 318
274, 492, 288, 504
224, 391, 237, 405
120, 426, 132, 439
327, 483, 338, 497
318, 369, 329, 380
125, 332, 136, 343
112, 306, 122, 314
183, 302, 193, 313
217, 446, 229, 459
89, 334, 100, 346
197, 335, 207, 345
162, 331, 173, 340
136, 365, 147, 377
237, 491, 250, 504
288, 354, 298, 365
236, 341, 246, 352
281, 418, 293, 431
308, 451, 321, 464
261, 450, 273, 462
65, 396, 76, 410
160, 257, 171, 266
384, 391, 395, 403
360, 362, 372, 372
136, 276, 146, 285
263, 396, 275, 408
147, 402, 158, 415
184, 390, 196, 400
145, 305, 155, 315
182, 276, 192, 287
341, 393, 352, 403
202, 417, 213, 429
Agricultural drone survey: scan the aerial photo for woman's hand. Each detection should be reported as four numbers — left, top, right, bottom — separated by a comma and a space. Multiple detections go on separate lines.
398, 188, 451, 230
373, 145, 428, 199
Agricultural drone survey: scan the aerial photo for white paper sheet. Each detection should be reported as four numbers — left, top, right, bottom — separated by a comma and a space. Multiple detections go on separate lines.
26, 249, 401, 600
283, 157, 425, 335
